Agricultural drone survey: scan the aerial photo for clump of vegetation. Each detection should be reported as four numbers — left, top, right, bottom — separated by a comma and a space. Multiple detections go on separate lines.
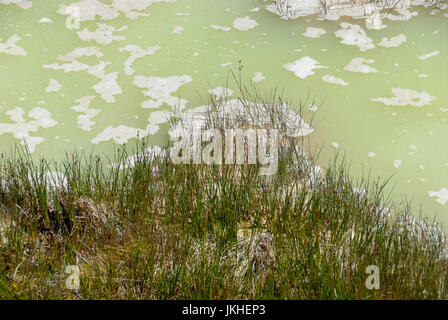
0, 82, 447, 299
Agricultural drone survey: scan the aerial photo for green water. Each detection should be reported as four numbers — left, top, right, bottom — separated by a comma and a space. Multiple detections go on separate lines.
1, 1, 447, 225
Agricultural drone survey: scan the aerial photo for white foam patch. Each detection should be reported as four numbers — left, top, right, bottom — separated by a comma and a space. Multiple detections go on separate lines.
92, 124, 158, 145
172, 25, 184, 34
210, 24, 231, 31
93, 110, 173, 145
368, 152, 375, 158
428, 188, 448, 205
393, 160, 402, 168
44, 47, 122, 103
70, 96, 101, 131
252, 72, 266, 82
308, 104, 317, 112
148, 110, 172, 126
45, 79, 62, 93
0, 34, 26, 56
386, 9, 418, 21
91, 70, 122, 103
111, 0, 173, 19
0, 107, 57, 152
57, 46, 103, 61
119, 44, 160, 76
371, 88, 436, 107
335, 23, 375, 52
38, 17, 53, 23
0, 0, 32, 9
208, 87, 233, 98
344, 57, 378, 73
43, 61, 90, 73
57, 0, 175, 21
418, 50, 440, 60
45, 47, 103, 73
77, 23, 128, 45
378, 34, 406, 48
57, 0, 119, 21
132, 75, 192, 110
232, 16, 259, 31
284, 56, 328, 79
321, 75, 349, 86
303, 27, 326, 38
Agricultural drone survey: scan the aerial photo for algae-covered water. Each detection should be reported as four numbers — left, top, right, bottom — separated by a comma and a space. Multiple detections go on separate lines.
0, 1, 447, 225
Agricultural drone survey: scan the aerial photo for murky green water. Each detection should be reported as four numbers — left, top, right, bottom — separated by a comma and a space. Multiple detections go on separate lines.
1, 1, 447, 225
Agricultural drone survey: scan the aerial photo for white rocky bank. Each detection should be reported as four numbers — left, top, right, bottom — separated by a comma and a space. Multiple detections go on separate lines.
266, 0, 447, 29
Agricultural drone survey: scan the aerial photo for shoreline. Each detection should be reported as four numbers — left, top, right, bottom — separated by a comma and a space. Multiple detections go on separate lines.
266, 0, 447, 29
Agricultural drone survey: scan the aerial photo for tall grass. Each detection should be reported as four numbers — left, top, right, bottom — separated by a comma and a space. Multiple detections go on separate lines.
0, 82, 446, 299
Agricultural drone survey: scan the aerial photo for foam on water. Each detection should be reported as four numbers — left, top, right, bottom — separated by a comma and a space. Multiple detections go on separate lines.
232, 16, 259, 31
38, 17, 52, 23
58, 46, 103, 61
0, 107, 57, 152
344, 57, 378, 73
418, 50, 440, 60
92, 124, 158, 145
284, 56, 328, 79
44, 48, 123, 103
172, 25, 184, 34
77, 24, 128, 45
393, 159, 402, 168
429, 188, 448, 205
335, 23, 375, 52
252, 72, 266, 82
371, 88, 436, 107
378, 34, 407, 48
208, 87, 233, 98
132, 75, 193, 109
45, 79, 62, 93
0, 0, 32, 10
210, 25, 231, 31
57, 0, 176, 22
0, 34, 26, 56
303, 27, 326, 38
321, 74, 349, 86
119, 44, 160, 76
70, 96, 101, 131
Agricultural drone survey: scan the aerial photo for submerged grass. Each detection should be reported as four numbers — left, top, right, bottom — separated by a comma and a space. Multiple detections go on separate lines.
0, 82, 447, 300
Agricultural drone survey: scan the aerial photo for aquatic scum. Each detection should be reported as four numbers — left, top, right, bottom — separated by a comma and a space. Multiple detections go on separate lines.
0, 2, 447, 224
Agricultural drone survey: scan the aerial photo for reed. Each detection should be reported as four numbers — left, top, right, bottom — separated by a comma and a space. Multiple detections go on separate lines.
0, 81, 446, 299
